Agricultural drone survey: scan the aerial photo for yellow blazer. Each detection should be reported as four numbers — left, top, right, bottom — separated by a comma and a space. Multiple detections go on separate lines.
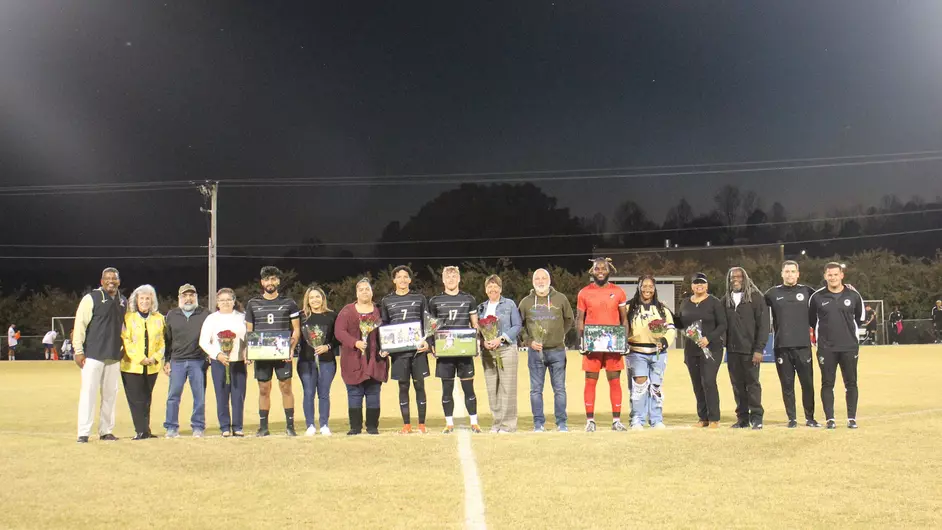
121, 311, 166, 374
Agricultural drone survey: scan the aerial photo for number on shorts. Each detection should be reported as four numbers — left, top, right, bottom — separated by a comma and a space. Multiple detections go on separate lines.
267, 313, 274, 325
449, 309, 458, 321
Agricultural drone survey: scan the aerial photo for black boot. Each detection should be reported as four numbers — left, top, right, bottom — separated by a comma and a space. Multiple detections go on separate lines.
365, 408, 380, 435
347, 407, 363, 435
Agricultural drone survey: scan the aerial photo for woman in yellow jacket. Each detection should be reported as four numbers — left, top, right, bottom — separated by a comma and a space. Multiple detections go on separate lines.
626, 275, 677, 430
121, 284, 166, 440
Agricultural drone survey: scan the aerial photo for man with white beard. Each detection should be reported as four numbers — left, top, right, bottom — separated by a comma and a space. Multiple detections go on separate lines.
163, 284, 210, 438
518, 269, 574, 432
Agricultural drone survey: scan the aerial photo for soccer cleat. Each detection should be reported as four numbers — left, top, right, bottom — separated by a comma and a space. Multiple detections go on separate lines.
305, 425, 317, 437
787, 420, 799, 429
612, 420, 628, 432
826, 420, 837, 430
652, 422, 666, 429
165, 428, 179, 439
416, 424, 427, 434
76, 436, 89, 444
847, 419, 858, 429
751, 423, 764, 430
533, 425, 545, 432
585, 420, 597, 433
398, 424, 412, 435
285, 426, 297, 437
319, 426, 332, 436
470, 424, 482, 434
99, 433, 118, 441
442, 425, 455, 434
630, 423, 644, 431
193, 429, 204, 438
256, 427, 270, 437
806, 420, 822, 428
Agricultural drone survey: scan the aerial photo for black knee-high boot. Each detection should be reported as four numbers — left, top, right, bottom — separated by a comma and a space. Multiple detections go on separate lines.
347, 407, 363, 435
365, 408, 380, 435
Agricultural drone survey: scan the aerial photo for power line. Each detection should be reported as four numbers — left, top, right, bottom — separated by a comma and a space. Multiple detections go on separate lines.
3, 206, 940, 249
0, 255, 204, 260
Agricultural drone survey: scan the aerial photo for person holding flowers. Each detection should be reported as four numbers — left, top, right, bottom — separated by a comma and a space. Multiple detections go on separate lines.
335, 278, 387, 435
120, 284, 166, 440
675, 272, 727, 428
298, 285, 338, 436
199, 288, 248, 437
476, 274, 522, 433
518, 268, 574, 432
625, 275, 676, 430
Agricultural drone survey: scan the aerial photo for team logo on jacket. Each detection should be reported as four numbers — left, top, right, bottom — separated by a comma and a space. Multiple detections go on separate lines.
796, 293, 805, 301
844, 299, 852, 307
776, 357, 783, 364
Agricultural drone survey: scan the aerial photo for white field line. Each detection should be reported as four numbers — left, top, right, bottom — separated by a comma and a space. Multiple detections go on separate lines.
456, 429, 487, 530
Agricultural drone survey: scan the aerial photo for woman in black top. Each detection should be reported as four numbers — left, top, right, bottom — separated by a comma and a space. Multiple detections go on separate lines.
675, 272, 727, 427
298, 285, 339, 436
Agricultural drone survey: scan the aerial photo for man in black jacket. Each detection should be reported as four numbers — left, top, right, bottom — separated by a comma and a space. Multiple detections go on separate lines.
765, 261, 820, 428
722, 267, 770, 430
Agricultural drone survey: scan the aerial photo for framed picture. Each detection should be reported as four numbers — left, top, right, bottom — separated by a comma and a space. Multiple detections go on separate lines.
246, 331, 292, 360
379, 321, 424, 353
583, 325, 626, 353
434, 328, 478, 357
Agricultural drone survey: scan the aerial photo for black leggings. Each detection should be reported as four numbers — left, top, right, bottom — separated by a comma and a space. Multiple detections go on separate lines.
398, 378, 427, 424
442, 378, 477, 416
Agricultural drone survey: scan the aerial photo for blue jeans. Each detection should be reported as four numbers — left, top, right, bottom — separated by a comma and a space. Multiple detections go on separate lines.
163, 359, 206, 431
298, 359, 337, 428
346, 379, 382, 409
627, 352, 667, 426
210, 360, 247, 433
528, 347, 568, 428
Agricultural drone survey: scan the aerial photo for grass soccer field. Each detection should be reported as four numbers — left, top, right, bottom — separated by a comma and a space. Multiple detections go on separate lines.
1, 346, 940, 529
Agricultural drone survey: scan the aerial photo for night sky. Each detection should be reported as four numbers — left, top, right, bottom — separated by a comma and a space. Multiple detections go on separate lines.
2, 1, 942, 257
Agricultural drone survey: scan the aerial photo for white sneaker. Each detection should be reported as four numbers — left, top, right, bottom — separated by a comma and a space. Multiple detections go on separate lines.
319, 425, 332, 437
630, 423, 644, 431
305, 425, 317, 437
652, 422, 666, 429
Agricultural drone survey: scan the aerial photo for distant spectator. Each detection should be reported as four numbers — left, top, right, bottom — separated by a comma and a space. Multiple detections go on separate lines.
7, 324, 18, 361
863, 305, 877, 344
932, 300, 942, 344
888, 306, 903, 345
42, 329, 58, 360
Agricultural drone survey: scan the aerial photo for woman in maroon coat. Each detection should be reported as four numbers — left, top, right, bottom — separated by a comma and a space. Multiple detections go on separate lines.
335, 278, 388, 435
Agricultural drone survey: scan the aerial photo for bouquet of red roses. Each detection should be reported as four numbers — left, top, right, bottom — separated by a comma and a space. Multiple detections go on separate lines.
478, 315, 503, 369
302, 324, 324, 368
217, 330, 237, 384
684, 320, 713, 360
358, 314, 379, 356
648, 318, 673, 356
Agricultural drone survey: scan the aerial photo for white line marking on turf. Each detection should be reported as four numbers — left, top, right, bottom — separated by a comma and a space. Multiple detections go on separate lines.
457, 429, 487, 530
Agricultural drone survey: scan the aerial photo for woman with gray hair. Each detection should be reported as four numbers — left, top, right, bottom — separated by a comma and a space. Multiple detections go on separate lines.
120, 284, 166, 440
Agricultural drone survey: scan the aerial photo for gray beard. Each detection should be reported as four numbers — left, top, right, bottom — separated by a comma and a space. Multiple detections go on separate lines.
534, 287, 551, 297
180, 302, 197, 312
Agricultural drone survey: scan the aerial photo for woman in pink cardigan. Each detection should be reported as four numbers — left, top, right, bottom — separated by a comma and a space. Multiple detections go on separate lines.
334, 278, 388, 435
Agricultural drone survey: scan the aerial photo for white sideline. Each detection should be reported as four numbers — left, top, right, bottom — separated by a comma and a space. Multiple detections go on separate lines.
457, 429, 487, 530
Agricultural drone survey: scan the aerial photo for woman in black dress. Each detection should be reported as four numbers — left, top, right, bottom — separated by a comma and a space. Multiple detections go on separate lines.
675, 272, 727, 428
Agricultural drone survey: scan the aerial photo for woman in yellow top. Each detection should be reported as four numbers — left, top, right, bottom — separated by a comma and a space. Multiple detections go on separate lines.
120, 284, 166, 440
626, 275, 676, 430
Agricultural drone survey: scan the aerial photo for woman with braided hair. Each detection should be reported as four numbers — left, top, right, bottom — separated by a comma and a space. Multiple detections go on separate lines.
625, 275, 676, 430
576, 257, 629, 432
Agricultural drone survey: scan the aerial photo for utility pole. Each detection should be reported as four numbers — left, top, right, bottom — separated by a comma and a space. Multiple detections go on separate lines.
199, 182, 219, 311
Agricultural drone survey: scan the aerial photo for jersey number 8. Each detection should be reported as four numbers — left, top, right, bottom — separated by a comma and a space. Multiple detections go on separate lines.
267, 313, 275, 325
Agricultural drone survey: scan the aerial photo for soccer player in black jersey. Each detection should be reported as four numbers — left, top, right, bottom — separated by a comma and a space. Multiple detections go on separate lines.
244, 266, 301, 437
428, 266, 481, 433
809, 263, 866, 429
765, 260, 821, 428
379, 266, 431, 434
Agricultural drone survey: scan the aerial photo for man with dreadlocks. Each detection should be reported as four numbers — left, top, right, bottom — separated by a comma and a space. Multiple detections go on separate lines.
626, 275, 676, 430
721, 266, 770, 430
576, 257, 629, 432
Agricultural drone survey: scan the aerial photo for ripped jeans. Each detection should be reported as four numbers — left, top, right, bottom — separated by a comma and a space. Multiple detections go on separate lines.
627, 352, 667, 426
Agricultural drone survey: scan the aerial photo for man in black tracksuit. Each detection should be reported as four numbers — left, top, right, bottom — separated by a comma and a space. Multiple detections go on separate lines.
809, 262, 866, 429
722, 267, 770, 430
765, 261, 821, 428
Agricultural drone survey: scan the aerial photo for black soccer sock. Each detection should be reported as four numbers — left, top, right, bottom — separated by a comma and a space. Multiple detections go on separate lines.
398, 381, 411, 424
414, 377, 427, 423
285, 408, 295, 429
259, 409, 269, 430
442, 379, 455, 417
460, 379, 477, 416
